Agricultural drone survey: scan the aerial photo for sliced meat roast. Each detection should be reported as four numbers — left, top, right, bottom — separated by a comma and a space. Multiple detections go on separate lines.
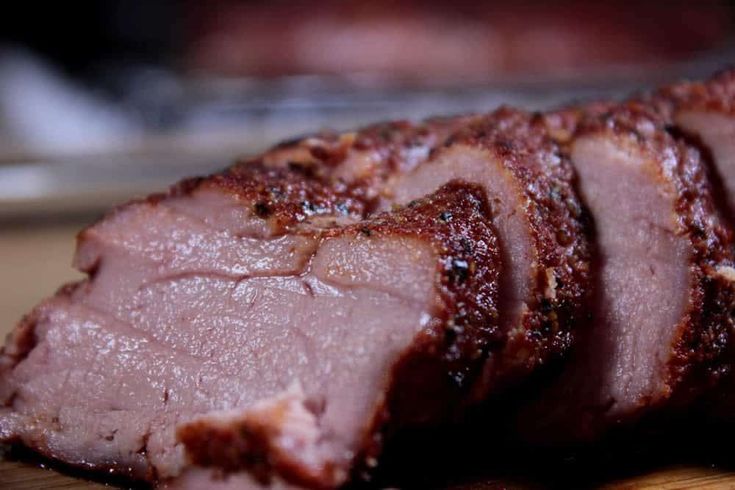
380, 107, 591, 398
7, 71, 735, 490
649, 69, 735, 223
0, 153, 503, 489
520, 103, 735, 442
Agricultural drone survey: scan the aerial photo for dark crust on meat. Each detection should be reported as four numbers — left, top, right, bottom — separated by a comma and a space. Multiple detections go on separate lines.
80, 114, 473, 244
84, 116, 472, 242
76, 162, 372, 248
175, 163, 369, 232
649, 68, 735, 116
644, 69, 735, 415
177, 396, 341, 489
262, 116, 473, 171
250, 115, 475, 200
448, 107, 592, 389
641, 68, 735, 227
561, 102, 735, 409
341, 180, 502, 481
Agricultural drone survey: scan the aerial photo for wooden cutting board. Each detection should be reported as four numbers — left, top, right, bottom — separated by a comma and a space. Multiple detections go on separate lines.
2, 460, 735, 489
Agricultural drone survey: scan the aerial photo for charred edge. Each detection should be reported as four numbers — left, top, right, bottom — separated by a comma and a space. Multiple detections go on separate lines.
478, 109, 592, 381
671, 270, 735, 404
578, 106, 735, 407
350, 181, 501, 482
666, 139, 735, 406
522, 165, 591, 370
202, 165, 373, 227
651, 69, 735, 116
665, 125, 735, 228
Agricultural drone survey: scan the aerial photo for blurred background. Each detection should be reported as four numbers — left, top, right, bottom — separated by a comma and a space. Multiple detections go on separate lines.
1, 0, 735, 331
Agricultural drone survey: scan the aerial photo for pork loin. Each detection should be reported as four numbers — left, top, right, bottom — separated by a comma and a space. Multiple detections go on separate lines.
520, 103, 735, 442
0, 160, 502, 489
380, 108, 591, 397
649, 69, 735, 223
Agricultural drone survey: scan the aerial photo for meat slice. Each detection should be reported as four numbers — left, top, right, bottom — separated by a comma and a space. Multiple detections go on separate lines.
647, 69, 735, 224
520, 103, 735, 442
0, 161, 501, 489
380, 108, 591, 397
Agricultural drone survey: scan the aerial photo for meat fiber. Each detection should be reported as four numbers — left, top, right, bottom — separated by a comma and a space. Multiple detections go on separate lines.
520, 103, 735, 442
0, 163, 501, 489
380, 108, 591, 397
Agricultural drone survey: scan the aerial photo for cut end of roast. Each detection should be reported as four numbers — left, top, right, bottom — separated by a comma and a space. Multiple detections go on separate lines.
0, 174, 501, 488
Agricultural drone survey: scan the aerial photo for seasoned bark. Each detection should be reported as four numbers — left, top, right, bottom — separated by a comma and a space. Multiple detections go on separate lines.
456, 109, 591, 388
381, 108, 592, 398
252, 115, 475, 203
644, 69, 735, 225
0, 113, 480, 489
522, 102, 735, 441
651, 69, 735, 116
586, 104, 735, 406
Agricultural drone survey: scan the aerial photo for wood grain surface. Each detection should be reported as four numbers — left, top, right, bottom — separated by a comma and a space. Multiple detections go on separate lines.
2, 222, 735, 489
2, 460, 735, 489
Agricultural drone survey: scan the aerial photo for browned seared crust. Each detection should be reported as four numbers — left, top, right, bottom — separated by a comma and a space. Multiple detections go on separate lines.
640, 69, 735, 228
352, 180, 501, 418
81, 115, 472, 243
555, 102, 735, 408
650, 68, 735, 116
178, 181, 501, 488
75, 163, 373, 253
250, 115, 475, 201
267, 116, 469, 169
646, 69, 735, 414
451, 108, 592, 388
177, 163, 370, 232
